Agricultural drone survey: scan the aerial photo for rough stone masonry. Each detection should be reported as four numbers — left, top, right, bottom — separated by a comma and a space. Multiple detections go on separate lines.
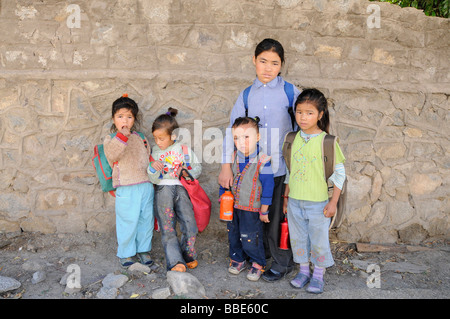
0, 0, 448, 244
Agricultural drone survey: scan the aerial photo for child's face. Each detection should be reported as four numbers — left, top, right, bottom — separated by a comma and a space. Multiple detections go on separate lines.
232, 124, 260, 156
295, 102, 323, 134
253, 50, 282, 84
113, 108, 135, 132
153, 128, 175, 150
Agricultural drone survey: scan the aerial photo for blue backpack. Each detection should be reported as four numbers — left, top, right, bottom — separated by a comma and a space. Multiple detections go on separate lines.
92, 132, 146, 196
243, 81, 296, 130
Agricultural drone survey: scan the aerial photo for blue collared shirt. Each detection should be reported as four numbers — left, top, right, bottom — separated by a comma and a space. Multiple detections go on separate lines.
222, 76, 301, 177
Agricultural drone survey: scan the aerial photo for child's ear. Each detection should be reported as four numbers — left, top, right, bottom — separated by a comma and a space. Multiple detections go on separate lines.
252, 55, 257, 66
318, 111, 324, 121
171, 134, 177, 141
256, 133, 260, 142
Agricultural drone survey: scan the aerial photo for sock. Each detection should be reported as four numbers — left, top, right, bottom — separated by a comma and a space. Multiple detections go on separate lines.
270, 269, 280, 275
300, 263, 310, 276
312, 266, 325, 282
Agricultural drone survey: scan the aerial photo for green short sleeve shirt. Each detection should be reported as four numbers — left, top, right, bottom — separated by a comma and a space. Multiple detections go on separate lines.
288, 132, 345, 202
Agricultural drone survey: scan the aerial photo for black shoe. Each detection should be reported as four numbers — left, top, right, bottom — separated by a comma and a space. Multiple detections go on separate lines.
262, 269, 283, 282
262, 268, 293, 282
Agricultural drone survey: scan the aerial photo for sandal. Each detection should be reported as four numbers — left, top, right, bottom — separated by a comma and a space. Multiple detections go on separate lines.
186, 260, 198, 269
290, 273, 310, 289
306, 278, 324, 294
171, 263, 186, 272
120, 256, 136, 268
137, 252, 154, 266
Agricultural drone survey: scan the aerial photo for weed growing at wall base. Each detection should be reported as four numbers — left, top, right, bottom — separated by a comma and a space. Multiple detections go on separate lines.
371, 0, 449, 18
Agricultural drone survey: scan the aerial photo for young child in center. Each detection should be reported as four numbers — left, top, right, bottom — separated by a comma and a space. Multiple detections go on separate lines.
103, 94, 154, 268
283, 88, 346, 294
219, 116, 274, 281
147, 108, 201, 272
219, 38, 301, 282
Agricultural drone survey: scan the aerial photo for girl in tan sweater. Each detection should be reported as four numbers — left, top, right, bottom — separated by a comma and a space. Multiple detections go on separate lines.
103, 94, 154, 267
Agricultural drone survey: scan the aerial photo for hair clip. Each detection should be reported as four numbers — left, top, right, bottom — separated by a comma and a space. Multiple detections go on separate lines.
122, 93, 128, 98
166, 111, 171, 116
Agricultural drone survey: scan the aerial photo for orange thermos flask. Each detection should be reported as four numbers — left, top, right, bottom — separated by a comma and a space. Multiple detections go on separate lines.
220, 189, 234, 221
279, 217, 290, 250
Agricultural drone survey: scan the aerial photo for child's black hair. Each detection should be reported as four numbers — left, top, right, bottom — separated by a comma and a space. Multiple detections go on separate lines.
152, 107, 179, 135
255, 38, 285, 65
295, 88, 330, 134
111, 95, 141, 132
231, 116, 261, 132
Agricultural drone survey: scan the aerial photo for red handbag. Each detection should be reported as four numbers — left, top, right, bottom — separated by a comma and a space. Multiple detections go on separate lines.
179, 168, 211, 232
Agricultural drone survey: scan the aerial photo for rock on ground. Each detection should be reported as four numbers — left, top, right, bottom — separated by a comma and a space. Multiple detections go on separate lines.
0, 276, 21, 293
102, 273, 129, 289
166, 271, 206, 299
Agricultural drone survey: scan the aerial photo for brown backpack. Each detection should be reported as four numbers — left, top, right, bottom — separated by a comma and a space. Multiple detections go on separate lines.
282, 132, 347, 229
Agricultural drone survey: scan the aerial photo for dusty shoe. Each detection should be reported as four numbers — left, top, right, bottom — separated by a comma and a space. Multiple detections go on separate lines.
306, 278, 324, 294
137, 252, 153, 266
228, 260, 246, 275
247, 263, 264, 281
120, 256, 137, 268
290, 273, 310, 289
186, 260, 198, 269
171, 263, 186, 272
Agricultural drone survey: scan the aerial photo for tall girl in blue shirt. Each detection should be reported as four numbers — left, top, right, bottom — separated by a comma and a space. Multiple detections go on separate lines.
219, 38, 301, 282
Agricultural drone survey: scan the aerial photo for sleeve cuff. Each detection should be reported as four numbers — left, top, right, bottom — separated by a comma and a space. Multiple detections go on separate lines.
115, 132, 128, 143
260, 197, 272, 206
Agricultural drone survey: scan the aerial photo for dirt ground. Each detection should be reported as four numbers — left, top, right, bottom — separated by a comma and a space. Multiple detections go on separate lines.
0, 225, 449, 301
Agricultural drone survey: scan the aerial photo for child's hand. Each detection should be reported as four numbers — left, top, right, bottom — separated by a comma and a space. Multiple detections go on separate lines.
218, 164, 233, 189
260, 213, 269, 223
259, 205, 269, 223
323, 202, 337, 218
119, 126, 131, 138
151, 160, 164, 172
176, 165, 190, 178
282, 197, 288, 214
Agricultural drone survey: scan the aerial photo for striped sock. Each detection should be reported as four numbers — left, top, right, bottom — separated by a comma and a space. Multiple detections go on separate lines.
300, 263, 310, 276
312, 266, 324, 282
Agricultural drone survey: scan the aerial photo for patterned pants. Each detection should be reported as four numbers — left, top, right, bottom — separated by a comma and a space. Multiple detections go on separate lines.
154, 185, 198, 270
287, 198, 334, 268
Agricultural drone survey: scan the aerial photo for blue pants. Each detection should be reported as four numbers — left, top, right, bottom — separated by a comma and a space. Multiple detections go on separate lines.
115, 183, 154, 258
154, 185, 198, 270
287, 198, 334, 268
227, 208, 266, 267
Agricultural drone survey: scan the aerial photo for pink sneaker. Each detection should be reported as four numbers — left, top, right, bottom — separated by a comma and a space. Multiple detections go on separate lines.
247, 263, 264, 281
228, 260, 246, 275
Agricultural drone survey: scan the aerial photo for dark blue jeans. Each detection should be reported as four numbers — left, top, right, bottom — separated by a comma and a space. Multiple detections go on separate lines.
227, 208, 266, 267
154, 185, 198, 270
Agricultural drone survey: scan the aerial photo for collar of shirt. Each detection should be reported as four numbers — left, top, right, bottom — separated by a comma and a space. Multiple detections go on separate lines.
253, 76, 283, 89
236, 144, 260, 162
300, 130, 324, 143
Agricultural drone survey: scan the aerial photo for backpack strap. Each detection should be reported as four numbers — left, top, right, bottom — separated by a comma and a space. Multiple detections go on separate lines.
322, 134, 337, 181
282, 131, 298, 172
181, 145, 192, 170
136, 131, 148, 149
243, 85, 252, 117
284, 82, 296, 130
284, 81, 295, 108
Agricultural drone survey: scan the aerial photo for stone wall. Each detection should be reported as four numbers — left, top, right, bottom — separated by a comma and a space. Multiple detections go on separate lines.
0, 0, 448, 244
